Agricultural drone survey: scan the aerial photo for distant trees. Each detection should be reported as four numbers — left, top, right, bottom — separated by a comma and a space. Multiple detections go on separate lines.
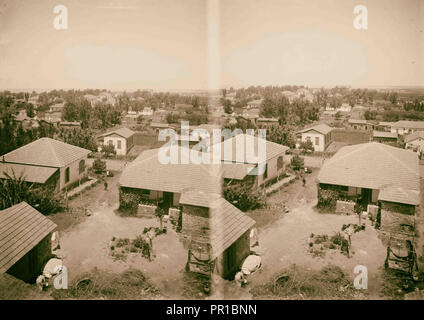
63, 98, 122, 129
58, 128, 98, 152
0, 113, 55, 156
364, 110, 377, 120
266, 125, 296, 149
222, 99, 233, 114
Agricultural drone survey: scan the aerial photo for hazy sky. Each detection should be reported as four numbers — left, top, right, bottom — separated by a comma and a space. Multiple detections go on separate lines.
0, 0, 423, 90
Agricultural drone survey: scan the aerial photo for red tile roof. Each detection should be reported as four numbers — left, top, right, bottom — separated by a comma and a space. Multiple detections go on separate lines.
0, 202, 57, 274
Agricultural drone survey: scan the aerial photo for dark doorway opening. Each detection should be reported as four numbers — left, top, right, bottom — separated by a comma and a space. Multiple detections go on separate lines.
163, 192, 174, 210
361, 188, 372, 207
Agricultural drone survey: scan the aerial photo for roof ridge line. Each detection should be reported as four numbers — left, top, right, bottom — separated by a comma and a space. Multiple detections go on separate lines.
379, 144, 419, 177
47, 138, 62, 167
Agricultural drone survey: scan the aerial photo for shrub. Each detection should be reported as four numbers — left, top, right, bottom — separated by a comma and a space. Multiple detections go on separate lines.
290, 154, 304, 170
317, 188, 339, 211
92, 158, 106, 174
0, 171, 63, 214
300, 140, 314, 154
223, 183, 266, 212
119, 191, 142, 213
102, 144, 116, 158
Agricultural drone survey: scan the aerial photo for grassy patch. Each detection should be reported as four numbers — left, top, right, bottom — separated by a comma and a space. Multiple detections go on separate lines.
181, 272, 211, 299
380, 269, 424, 300
250, 264, 366, 300
51, 268, 161, 300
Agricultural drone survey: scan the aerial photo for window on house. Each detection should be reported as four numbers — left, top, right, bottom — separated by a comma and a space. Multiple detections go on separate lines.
79, 160, 85, 174
65, 167, 70, 183
117, 140, 121, 149
263, 163, 268, 179
277, 156, 284, 170
315, 137, 319, 146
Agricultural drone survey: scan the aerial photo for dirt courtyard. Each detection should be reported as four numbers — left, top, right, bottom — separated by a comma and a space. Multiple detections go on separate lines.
55, 162, 390, 300
56, 173, 188, 299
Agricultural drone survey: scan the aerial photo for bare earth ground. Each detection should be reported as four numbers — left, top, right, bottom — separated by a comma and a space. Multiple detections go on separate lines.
27, 159, 421, 300
56, 172, 188, 299
229, 169, 387, 299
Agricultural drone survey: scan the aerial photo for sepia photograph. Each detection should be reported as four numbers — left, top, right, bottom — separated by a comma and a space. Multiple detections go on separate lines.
0, 0, 423, 307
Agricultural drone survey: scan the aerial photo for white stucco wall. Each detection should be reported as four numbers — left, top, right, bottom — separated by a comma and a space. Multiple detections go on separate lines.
104, 135, 127, 155
59, 156, 88, 191
257, 154, 285, 186
301, 132, 325, 152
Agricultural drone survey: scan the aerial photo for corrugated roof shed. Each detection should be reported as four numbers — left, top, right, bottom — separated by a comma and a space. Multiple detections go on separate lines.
2, 138, 91, 168
0, 202, 57, 274
0, 163, 57, 184
318, 142, 420, 203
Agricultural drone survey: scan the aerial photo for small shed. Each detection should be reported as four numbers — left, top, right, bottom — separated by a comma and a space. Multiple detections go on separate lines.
180, 191, 256, 279
0, 202, 57, 283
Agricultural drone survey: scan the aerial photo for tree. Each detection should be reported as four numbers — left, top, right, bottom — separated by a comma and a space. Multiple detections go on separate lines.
223, 183, 266, 212
0, 171, 63, 214
290, 154, 304, 170
267, 125, 295, 148
221, 88, 227, 98
300, 140, 314, 154
92, 158, 106, 174
59, 128, 97, 152
354, 200, 364, 226
102, 144, 116, 158
223, 99, 233, 114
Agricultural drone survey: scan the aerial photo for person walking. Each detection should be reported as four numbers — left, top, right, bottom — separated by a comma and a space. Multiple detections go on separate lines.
302, 176, 306, 187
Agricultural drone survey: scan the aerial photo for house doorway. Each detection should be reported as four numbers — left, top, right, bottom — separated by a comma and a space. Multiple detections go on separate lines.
163, 192, 174, 209
224, 242, 237, 279
361, 188, 372, 207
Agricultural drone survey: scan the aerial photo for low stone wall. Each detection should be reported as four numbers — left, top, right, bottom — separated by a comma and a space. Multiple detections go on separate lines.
168, 207, 181, 224
380, 209, 415, 235
335, 200, 355, 215
137, 204, 157, 217
367, 204, 379, 221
